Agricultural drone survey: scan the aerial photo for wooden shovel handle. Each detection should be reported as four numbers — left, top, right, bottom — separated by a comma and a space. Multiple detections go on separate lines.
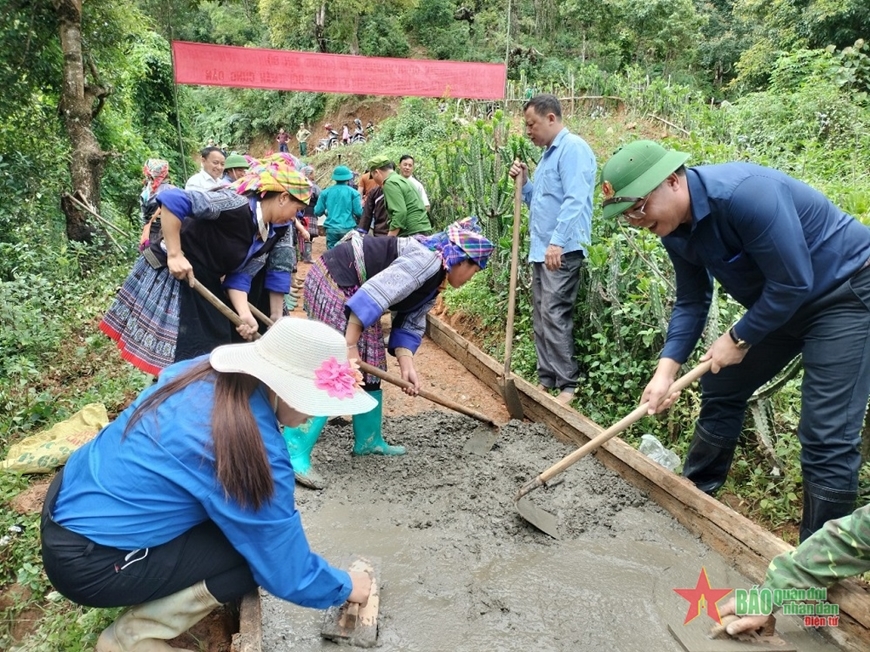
356, 360, 498, 427
503, 174, 522, 378
191, 279, 262, 338
244, 300, 500, 428
516, 359, 713, 499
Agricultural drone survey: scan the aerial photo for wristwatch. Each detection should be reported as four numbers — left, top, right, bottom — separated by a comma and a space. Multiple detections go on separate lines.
728, 327, 751, 350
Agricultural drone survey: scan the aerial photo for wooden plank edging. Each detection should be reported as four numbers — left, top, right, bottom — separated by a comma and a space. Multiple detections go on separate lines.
427, 313, 870, 652
232, 590, 262, 652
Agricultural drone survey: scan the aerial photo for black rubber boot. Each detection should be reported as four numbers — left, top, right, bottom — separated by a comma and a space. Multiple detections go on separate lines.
682, 424, 737, 494
800, 481, 856, 542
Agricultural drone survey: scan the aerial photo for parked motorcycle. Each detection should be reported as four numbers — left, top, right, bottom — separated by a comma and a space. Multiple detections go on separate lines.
315, 124, 340, 152
350, 118, 366, 144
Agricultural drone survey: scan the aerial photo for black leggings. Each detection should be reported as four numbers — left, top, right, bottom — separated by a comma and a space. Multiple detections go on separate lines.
40, 470, 256, 607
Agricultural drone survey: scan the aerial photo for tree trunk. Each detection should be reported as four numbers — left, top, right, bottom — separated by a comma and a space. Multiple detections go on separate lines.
315, 2, 327, 53
53, 0, 111, 243
349, 14, 359, 55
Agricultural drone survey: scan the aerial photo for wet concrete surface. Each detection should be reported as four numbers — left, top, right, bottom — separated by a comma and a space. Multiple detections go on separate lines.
261, 413, 842, 651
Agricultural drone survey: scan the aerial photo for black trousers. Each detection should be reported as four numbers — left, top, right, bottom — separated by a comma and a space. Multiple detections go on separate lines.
40, 470, 256, 607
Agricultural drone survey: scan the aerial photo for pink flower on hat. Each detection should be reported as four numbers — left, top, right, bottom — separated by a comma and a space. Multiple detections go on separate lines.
314, 357, 363, 399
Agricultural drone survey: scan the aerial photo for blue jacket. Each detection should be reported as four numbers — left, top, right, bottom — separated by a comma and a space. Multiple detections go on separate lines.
661, 163, 870, 362
51, 357, 351, 609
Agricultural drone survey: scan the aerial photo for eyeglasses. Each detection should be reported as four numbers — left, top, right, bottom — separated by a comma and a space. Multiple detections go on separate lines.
602, 194, 650, 223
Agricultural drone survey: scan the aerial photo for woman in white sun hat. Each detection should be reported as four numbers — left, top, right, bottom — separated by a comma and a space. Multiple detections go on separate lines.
40, 317, 374, 652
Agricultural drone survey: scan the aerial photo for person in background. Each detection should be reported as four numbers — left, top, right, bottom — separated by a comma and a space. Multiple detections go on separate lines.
341, 123, 350, 146
297, 164, 320, 264
139, 158, 172, 250
357, 169, 379, 205
276, 127, 289, 153
285, 218, 494, 488
508, 93, 596, 407
100, 161, 311, 375
296, 123, 311, 157
314, 165, 363, 249
599, 139, 870, 541
223, 153, 249, 183
356, 185, 389, 237
398, 154, 430, 212
185, 147, 226, 192
367, 155, 431, 237
719, 503, 870, 636
41, 318, 374, 652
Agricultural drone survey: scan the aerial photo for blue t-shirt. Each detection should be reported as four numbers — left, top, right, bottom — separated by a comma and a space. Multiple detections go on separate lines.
661, 163, 870, 362
51, 357, 351, 609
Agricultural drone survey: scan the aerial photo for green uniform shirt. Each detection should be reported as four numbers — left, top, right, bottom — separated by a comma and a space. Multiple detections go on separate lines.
763, 503, 870, 592
382, 173, 431, 236
314, 184, 363, 232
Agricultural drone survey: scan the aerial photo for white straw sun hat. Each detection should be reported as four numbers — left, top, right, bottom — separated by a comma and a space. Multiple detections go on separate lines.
209, 317, 376, 417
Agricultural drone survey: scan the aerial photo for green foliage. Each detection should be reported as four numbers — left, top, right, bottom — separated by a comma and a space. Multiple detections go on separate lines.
358, 8, 410, 58
404, 0, 470, 60
828, 39, 870, 101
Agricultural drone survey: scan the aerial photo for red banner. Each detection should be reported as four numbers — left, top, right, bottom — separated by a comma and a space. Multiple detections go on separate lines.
172, 41, 506, 100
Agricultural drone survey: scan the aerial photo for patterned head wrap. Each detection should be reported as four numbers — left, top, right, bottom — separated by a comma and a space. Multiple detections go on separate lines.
143, 159, 169, 195
261, 152, 302, 170
232, 160, 312, 205
420, 217, 494, 270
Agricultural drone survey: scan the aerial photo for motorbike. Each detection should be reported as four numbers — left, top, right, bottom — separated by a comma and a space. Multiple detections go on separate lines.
315, 125, 340, 152
350, 118, 366, 144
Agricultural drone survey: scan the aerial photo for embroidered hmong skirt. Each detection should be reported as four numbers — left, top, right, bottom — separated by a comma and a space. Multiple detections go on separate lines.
99, 257, 180, 376
303, 259, 386, 386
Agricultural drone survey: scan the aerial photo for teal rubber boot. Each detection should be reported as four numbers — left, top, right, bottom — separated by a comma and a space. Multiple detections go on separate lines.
282, 416, 328, 489
352, 389, 405, 456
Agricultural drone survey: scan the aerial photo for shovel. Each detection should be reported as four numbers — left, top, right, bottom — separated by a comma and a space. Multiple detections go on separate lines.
499, 173, 525, 420
236, 298, 505, 452
514, 360, 713, 538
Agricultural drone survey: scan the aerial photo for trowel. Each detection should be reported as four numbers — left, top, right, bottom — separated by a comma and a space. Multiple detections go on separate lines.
515, 360, 712, 538
321, 556, 381, 648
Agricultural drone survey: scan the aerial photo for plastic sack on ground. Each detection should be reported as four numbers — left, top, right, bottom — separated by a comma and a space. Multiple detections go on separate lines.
638, 433, 680, 472
1, 403, 108, 473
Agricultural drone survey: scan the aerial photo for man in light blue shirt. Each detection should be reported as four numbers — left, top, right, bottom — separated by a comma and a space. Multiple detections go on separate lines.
509, 94, 596, 405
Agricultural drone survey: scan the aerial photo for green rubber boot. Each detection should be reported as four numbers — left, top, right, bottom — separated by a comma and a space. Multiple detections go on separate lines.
282, 416, 328, 489
352, 390, 405, 456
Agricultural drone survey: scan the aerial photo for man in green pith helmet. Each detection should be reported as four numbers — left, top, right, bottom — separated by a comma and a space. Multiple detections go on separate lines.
367, 155, 431, 237
599, 139, 870, 542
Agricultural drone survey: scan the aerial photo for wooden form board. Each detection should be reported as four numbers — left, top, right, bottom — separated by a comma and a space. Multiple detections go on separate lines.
426, 314, 870, 652
231, 590, 261, 652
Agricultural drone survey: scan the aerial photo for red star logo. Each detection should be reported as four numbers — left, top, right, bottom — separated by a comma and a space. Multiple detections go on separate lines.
673, 567, 732, 624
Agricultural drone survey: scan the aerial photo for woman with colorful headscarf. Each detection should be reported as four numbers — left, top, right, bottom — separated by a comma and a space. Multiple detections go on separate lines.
139, 158, 172, 249
285, 218, 494, 488
100, 160, 312, 375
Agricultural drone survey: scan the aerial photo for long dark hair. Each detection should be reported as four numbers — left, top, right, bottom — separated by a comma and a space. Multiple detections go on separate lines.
124, 360, 275, 510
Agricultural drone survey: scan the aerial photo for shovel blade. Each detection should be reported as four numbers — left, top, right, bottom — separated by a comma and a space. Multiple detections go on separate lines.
515, 495, 560, 539
462, 425, 499, 455
499, 376, 525, 420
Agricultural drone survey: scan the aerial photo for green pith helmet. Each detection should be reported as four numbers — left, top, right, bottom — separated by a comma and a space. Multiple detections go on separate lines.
366, 154, 392, 172
599, 140, 690, 219
224, 153, 249, 170
331, 165, 353, 181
